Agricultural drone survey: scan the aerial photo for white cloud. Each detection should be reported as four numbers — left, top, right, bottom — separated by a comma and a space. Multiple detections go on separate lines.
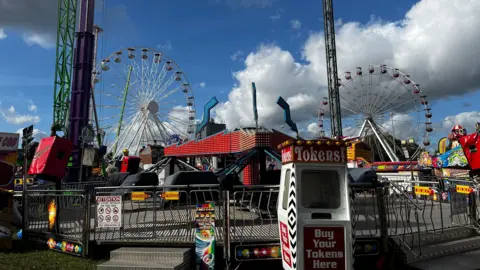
442, 111, 480, 134
1, 112, 40, 125
0, 0, 57, 48
28, 100, 37, 113
199, 82, 206, 88
230, 50, 245, 61
1, 104, 40, 125
15, 128, 48, 142
290, 19, 302, 30
0, 29, 7, 40
214, 0, 480, 138
0, 0, 131, 49
157, 40, 172, 51
23, 32, 56, 49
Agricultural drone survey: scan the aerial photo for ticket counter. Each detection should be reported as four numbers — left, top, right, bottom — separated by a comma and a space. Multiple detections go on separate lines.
277, 139, 354, 270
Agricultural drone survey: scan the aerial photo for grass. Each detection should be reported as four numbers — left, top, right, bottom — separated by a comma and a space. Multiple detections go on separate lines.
0, 250, 102, 270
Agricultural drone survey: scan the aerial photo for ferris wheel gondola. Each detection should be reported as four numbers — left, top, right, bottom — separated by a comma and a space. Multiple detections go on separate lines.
318, 65, 432, 161
92, 47, 196, 160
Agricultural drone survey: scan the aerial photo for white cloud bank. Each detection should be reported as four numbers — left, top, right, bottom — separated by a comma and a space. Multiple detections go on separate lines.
214, 0, 480, 140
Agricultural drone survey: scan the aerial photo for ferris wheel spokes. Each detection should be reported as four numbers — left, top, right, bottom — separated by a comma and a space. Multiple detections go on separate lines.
318, 65, 432, 162
365, 118, 400, 162
95, 47, 196, 157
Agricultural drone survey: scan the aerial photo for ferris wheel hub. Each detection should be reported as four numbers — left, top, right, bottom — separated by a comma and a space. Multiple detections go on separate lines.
146, 100, 159, 114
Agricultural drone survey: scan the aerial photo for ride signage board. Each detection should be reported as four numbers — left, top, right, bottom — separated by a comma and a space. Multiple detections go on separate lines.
414, 186, 431, 196
456, 185, 472, 194
160, 191, 179, 200
96, 196, 122, 228
304, 226, 346, 270
280, 222, 292, 267
280, 140, 348, 165
0, 133, 19, 152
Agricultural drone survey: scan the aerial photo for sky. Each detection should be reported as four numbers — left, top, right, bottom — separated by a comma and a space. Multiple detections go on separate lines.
0, 0, 480, 151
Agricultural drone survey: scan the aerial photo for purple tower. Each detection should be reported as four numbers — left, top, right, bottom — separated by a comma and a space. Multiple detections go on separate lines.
67, 0, 95, 178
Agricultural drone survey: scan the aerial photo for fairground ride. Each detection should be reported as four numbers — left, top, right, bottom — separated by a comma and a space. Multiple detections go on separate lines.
92, 47, 197, 160
317, 65, 433, 162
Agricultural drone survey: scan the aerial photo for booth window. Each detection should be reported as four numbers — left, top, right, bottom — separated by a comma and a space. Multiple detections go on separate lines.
301, 170, 340, 209
282, 169, 291, 210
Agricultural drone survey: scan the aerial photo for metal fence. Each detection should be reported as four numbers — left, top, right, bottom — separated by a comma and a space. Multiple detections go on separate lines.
23, 189, 89, 255
19, 176, 480, 259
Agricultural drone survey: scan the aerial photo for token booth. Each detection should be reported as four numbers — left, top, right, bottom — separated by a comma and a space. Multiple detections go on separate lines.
277, 139, 354, 270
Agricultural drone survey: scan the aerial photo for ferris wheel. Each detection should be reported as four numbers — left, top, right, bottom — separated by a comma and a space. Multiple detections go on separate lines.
92, 47, 196, 159
317, 65, 432, 162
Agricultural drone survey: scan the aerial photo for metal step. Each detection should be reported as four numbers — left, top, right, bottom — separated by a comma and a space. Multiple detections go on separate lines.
96, 261, 189, 270
109, 247, 192, 265
97, 247, 193, 270
408, 248, 480, 270
407, 236, 480, 263
398, 227, 476, 248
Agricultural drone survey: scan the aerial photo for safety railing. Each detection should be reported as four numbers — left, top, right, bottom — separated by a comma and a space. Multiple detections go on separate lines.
17, 175, 480, 260
229, 185, 279, 243
23, 189, 89, 255
92, 184, 222, 243
382, 175, 480, 258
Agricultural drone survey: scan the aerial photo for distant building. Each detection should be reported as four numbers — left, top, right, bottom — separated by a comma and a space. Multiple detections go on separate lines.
198, 118, 226, 139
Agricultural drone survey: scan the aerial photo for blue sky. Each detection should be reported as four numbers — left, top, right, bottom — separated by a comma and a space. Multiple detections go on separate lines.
0, 0, 479, 150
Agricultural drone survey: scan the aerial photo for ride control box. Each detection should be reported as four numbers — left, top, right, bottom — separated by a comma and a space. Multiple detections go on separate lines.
277, 139, 353, 270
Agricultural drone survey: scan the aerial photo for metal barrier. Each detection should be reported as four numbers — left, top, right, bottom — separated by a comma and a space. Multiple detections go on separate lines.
17, 176, 480, 260
92, 185, 222, 244
380, 176, 480, 258
229, 185, 279, 243
24, 189, 89, 255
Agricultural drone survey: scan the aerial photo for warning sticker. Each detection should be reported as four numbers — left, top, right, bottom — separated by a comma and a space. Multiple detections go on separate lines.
456, 185, 472, 194
414, 186, 431, 196
96, 196, 122, 228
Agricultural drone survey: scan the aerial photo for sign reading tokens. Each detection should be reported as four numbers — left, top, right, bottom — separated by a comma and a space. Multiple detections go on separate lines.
281, 141, 347, 165
96, 196, 122, 228
414, 186, 431, 196
304, 226, 345, 270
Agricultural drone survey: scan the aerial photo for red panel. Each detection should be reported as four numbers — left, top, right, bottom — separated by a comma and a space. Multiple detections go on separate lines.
164, 130, 294, 158
243, 164, 251, 185
459, 133, 480, 170
28, 136, 73, 181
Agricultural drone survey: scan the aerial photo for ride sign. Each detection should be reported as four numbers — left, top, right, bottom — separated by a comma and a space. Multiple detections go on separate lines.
280, 222, 292, 267
304, 227, 345, 270
414, 186, 431, 196
96, 196, 122, 228
456, 185, 472, 194
281, 140, 347, 165
0, 133, 19, 152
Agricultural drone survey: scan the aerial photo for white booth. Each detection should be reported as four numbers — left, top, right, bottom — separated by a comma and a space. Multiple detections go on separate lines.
277, 139, 354, 270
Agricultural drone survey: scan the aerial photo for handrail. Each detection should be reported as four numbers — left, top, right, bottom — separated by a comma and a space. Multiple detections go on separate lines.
388, 181, 423, 211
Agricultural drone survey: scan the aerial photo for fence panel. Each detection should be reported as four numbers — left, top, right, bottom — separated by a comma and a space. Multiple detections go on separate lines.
229, 185, 279, 243
351, 186, 380, 238
92, 185, 221, 244
25, 190, 87, 245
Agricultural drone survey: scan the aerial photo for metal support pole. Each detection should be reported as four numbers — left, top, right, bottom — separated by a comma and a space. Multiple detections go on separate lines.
222, 190, 231, 269
22, 145, 29, 243
82, 193, 91, 257
376, 186, 389, 253
470, 191, 477, 225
